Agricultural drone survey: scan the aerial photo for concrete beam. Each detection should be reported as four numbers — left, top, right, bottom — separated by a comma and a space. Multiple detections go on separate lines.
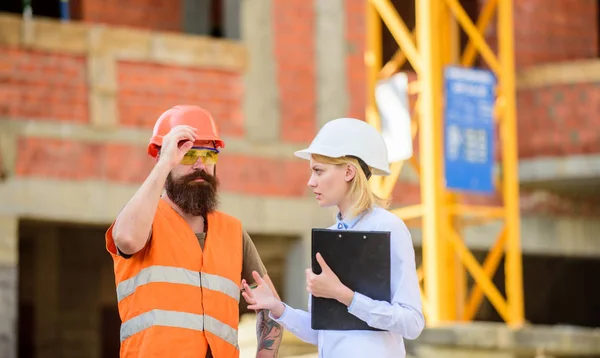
3, 175, 598, 259
0, 14, 247, 71
415, 322, 600, 357
409, 214, 600, 258
517, 59, 600, 89
519, 155, 600, 197
0, 178, 332, 235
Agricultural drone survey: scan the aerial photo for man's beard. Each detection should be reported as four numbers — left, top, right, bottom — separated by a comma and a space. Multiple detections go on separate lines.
165, 169, 220, 217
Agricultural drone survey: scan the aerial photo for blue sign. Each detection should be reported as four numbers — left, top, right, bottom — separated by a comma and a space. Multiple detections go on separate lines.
443, 66, 496, 194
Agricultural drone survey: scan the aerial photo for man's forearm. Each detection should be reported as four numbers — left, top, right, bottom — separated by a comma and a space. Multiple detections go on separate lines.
256, 309, 283, 357
256, 274, 283, 357
112, 162, 170, 254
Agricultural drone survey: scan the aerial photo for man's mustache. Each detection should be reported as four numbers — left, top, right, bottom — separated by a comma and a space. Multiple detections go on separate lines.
180, 170, 215, 184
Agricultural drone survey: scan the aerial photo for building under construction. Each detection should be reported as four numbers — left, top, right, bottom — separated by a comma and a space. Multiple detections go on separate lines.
0, 0, 599, 357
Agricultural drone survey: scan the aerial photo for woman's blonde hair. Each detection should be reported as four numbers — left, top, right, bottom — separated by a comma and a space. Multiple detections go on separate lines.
312, 154, 391, 218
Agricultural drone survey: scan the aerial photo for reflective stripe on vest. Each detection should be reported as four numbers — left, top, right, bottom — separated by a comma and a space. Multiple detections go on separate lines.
116, 266, 240, 303
200, 272, 240, 302
120, 309, 239, 348
116, 265, 240, 347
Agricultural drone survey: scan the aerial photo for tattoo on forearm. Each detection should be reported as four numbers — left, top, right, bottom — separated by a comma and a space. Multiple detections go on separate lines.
257, 309, 283, 355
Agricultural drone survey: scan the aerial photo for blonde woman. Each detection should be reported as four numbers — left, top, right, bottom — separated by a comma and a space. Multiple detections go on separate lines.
242, 118, 424, 358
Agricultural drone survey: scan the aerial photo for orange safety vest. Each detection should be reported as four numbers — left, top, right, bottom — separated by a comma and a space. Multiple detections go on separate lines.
105, 198, 243, 358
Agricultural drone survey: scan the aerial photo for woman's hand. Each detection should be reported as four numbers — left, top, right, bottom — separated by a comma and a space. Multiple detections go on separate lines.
241, 271, 285, 318
306, 253, 355, 306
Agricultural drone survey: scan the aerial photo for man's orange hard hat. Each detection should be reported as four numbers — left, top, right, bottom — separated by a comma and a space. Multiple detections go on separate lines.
147, 105, 225, 158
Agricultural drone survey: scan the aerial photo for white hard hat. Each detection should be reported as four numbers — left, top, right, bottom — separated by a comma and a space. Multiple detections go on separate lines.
294, 117, 391, 176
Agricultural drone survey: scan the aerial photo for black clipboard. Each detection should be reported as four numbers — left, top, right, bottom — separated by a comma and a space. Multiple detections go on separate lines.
310, 228, 391, 331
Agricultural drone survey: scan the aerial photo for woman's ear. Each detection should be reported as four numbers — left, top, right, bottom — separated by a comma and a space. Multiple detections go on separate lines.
344, 164, 357, 182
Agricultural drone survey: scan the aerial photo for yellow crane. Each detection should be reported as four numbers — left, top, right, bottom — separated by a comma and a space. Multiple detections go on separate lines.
366, 0, 524, 327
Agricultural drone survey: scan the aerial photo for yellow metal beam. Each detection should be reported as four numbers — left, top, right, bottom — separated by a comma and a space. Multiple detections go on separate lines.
417, 0, 455, 324
380, 161, 404, 197
379, 29, 417, 79
365, 0, 524, 326
447, 230, 510, 322
370, 0, 423, 74
365, 0, 382, 132
444, 0, 501, 75
464, 228, 507, 321
440, 1, 464, 321
498, 0, 525, 327
461, 0, 498, 67
391, 205, 424, 220
448, 204, 506, 218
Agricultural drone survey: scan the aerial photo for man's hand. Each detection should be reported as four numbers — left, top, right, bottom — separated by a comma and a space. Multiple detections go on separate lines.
306, 253, 355, 306
112, 127, 198, 256
157, 125, 198, 169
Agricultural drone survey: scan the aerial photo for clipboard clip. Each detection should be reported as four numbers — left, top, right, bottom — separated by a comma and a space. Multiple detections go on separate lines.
338, 233, 368, 239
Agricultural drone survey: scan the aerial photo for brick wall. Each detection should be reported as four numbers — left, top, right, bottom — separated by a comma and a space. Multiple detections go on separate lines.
80, 0, 182, 32
273, 0, 316, 143
0, 48, 88, 122
14, 138, 310, 197
517, 83, 600, 158
483, 0, 599, 69
117, 61, 245, 136
2, 44, 308, 198
513, 0, 598, 69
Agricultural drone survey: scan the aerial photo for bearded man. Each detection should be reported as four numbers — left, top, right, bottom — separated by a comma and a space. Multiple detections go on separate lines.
105, 105, 283, 358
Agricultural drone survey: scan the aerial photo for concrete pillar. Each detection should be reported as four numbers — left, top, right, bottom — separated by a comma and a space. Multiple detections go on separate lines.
0, 216, 18, 358
183, 0, 212, 36
34, 227, 60, 358
241, 0, 281, 141
284, 235, 310, 310
315, 0, 348, 127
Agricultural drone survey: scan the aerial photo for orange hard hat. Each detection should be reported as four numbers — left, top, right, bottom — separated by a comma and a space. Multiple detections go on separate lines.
147, 105, 225, 158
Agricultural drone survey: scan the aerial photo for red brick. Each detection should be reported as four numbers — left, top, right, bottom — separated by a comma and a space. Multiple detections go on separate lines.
217, 154, 308, 197
0, 48, 88, 122
485, 0, 598, 69
273, 0, 317, 142
390, 181, 421, 206
81, 0, 182, 32
517, 83, 600, 158
15, 137, 102, 180
117, 61, 245, 137
14, 137, 309, 197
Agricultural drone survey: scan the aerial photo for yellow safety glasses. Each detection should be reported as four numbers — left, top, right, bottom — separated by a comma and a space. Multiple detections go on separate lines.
180, 147, 219, 165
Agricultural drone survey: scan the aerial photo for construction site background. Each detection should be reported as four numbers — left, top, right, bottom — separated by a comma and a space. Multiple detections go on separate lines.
0, 0, 599, 357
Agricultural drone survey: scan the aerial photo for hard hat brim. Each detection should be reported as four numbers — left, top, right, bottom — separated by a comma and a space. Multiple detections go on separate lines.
294, 149, 391, 176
